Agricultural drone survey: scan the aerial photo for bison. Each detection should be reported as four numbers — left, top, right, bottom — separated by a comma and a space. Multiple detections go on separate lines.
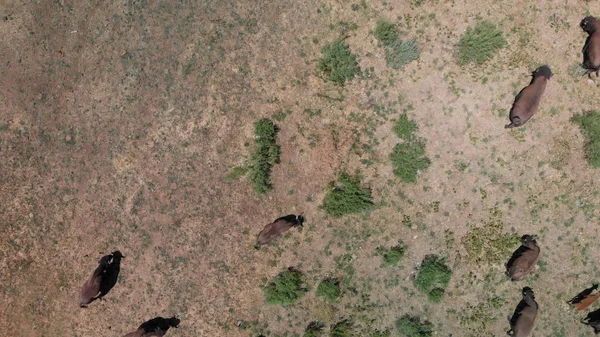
505, 65, 551, 129
79, 250, 125, 307
506, 235, 540, 281
581, 16, 600, 77
507, 287, 538, 337
255, 214, 304, 248
123, 316, 180, 337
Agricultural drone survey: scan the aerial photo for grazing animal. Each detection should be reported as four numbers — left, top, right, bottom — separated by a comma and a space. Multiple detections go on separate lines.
583, 308, 600, 334
79, 251, 125, 307
123, 316, 180, 337
569, 284, 600, 311
255, 214, 304, 248
507, 287, 538, 337
581, 16, 600, 77
506, 235, 540, 281
505, 66, 552, 129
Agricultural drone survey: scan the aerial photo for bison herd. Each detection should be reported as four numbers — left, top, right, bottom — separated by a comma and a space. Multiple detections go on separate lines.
77, 16, 600, 337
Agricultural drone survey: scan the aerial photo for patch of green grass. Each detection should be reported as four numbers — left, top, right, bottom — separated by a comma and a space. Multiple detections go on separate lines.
305, 321, 325, 337
390, 140, 431, 183
380, 242, 408, 266
396, 316, 433, 337
263, 268, 307, 306
393, 114, 418, 140
385, 39, 420, 69
329, 319, 353, 337
225, 166, 248, 181
572, 110, 600, 167
316, 278, 340, 300
320, 172, 375, 217
374, 19, 398, 46
462, 207, 521, 265
248, 118, 280, 194
457, 21, 506, 65
319, 40, 360, 85
414, 255, 452, 302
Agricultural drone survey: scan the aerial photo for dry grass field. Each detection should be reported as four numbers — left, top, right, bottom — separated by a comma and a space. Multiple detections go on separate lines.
2, 0, 600, 336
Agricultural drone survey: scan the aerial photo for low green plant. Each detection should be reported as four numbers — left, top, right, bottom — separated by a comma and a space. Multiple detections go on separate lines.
385, 39, 420, 69
329, 319, 353, 337
225, 166, 248, 181
572, 110, 600, 167
248, 118, 280, 194
414, 255, 452, 302
319, 41, 360, 85
393, 114, 418, 140
264, 268, 307, 305
374, 19, 398, 46
321, 172, 375, 217
457, 21, 506, 65
305, 321, 325, 337
390, 141, 431, 183
381, 242, 408, 266
396, 316, 433, 337
316, 278, 340, 300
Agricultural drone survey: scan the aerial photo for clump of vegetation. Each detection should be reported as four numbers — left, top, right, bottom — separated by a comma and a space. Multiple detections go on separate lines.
390, 141, 431, 183
329, 319, 354, 337
379, 242, 408, 266
305, 321, 325, 337
321, 172, 375, 217
396, 316, 433, 337
319, 40, 360, 85
572, 110, 600, 167
414, 255, 452, 302
393, 114, 418, 140
264, 268, 307, 306
248, 118, 280, 194
462, 207, 521, 265
457, 21, 506, 65
385, 39, 420, 69
374, 19, 398, 46
225, 165, 248, 181
316, 278, 340, 300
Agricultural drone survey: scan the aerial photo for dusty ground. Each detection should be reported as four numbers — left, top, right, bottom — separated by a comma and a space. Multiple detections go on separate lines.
2, 0, 600, 336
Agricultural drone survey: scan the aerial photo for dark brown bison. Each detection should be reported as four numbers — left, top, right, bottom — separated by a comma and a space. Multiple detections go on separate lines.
506, 235, 540, 281
581, 16, 600, 77
255, 214, 304, 248
122, 316, 180, 337
79, 250, 124, 307
507, 287, 538, 337
505, 65, 551, 129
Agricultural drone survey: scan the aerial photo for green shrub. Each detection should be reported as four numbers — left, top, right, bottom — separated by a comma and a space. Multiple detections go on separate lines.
414, 255, 452, 302
390, 141, 431, 183
264, 268, 307, 305
381, 242, 408, 266
316, 278, 340, 300
248, 118, 280, 194
393, 114, 418, 140
572, 110, 600, 167
385, 39, 420, 69
225, 165, 248, 181
305, 321, 325, 337
396, 316, 433, 337
319, 41, 360, 85
320, 172, 375, 217
374, 19, 399, 46
457, 21, 506, 65
329, 319, 354, 337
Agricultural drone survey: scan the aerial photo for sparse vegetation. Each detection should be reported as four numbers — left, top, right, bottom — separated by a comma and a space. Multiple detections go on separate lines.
414, 255, 452, 302
329, 319, 354, 337
462, 207, 521, 265
316, 278, 340, 300
385, 39, 420, 69
249, 118, 280, 194
321, 172, 375, 217
225, 165, 248, 181
319, 40, 360, 85
390, 141, 431, 183
572, 110, 600, 167
264, 268, 307, 306
396, 316, 433, 337
305, 321, 326, 337
380, 242, 408, 266
458, 21, 506, 65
